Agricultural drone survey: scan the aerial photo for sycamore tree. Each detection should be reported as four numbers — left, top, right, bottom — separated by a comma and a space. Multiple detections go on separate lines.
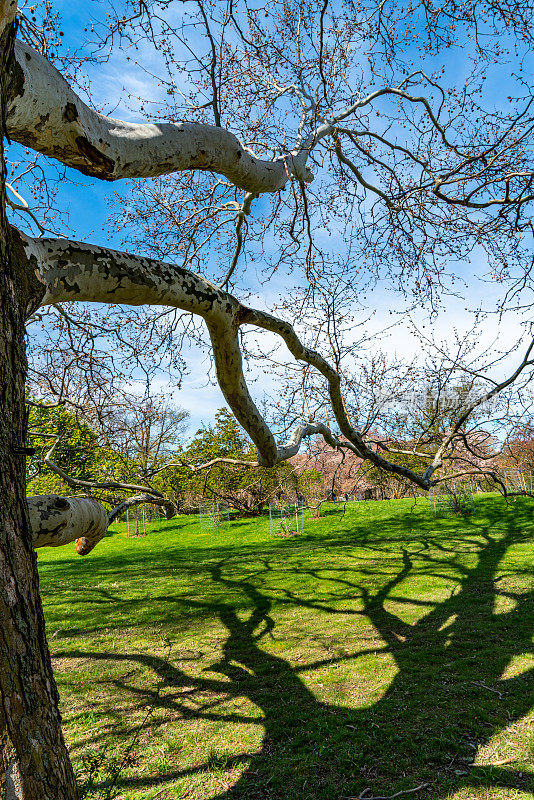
3, 0, 534, 797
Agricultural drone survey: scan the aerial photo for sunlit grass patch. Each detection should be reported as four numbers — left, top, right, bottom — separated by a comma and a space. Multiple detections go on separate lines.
37, 495, 534, 799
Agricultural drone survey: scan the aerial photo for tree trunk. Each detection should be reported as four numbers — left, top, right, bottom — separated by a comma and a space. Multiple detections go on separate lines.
0, 16, 78, 800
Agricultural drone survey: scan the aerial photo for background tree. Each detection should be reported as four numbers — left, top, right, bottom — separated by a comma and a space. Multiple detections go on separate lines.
98, 392, 189, 485
170, 409, 301, 515
25, 392, 189, 524
500, 424, 534, 493
26, 400, 102, 496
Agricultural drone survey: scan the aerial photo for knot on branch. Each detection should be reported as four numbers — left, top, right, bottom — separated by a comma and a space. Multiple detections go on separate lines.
277, 153, 314, 185
292, 161, 314, 184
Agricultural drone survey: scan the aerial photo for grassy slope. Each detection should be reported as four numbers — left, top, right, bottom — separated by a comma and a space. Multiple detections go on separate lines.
36, 497, 534, 800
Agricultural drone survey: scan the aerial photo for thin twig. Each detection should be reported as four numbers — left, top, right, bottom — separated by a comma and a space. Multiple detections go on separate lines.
471, 681, 504, 699
478, 756, 518, 766
344, 782, 430, 800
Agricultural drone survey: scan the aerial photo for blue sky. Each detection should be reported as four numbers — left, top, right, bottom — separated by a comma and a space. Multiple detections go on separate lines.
11, 0, 534, 439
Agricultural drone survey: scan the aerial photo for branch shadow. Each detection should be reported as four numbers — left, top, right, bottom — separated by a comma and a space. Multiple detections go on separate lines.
54, 499, 534, 799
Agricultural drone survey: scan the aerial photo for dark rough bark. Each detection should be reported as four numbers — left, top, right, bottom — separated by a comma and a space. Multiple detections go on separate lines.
0, 18, 78, 800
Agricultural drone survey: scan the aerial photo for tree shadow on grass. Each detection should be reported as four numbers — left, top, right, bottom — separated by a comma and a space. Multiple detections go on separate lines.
55, 501, 534, 799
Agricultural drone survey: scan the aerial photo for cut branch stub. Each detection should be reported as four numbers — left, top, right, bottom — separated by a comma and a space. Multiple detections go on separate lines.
28, 494, 108, 554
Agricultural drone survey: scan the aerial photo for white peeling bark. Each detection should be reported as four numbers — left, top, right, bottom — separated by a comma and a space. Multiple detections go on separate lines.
205, 316, 279, 465
28, 495, 108, 554
22, 232, 241, 317
21, 231, 281, 466
6, 41, 311, 191
276, 422, 342, 461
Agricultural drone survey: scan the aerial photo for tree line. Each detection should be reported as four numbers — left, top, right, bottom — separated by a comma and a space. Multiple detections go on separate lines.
27, 393, 534, 522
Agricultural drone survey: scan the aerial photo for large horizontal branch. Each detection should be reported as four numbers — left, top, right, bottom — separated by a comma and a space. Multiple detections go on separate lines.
20, 230, 282, 465
24, 233, 526, 493
20, 229, 241, 318
8, 35, 534, 225
8, 40, 490, 211
21, 229, 433, 486
6, 40, 311, 191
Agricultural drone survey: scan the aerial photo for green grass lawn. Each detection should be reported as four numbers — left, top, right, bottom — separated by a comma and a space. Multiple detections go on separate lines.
36, 496, 534, 800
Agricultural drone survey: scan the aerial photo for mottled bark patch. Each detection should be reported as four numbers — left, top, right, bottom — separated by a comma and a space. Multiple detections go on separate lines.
8, 226, 46, 318
5, 55, 24, 103
62, 103, 78, 123
75, 136, 115, 177
34, 112, 50, 131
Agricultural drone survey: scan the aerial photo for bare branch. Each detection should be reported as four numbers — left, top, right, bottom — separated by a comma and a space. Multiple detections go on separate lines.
424, 337, 534, 482
108, 494, 176, 524
42, 435, 165, 497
